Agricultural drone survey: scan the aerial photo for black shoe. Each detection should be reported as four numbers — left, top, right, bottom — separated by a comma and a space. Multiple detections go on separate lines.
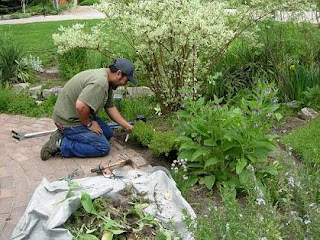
40, 130, 63, 161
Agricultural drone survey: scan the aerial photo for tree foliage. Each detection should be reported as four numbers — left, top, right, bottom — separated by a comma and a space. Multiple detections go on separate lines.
53, 0, 308, 112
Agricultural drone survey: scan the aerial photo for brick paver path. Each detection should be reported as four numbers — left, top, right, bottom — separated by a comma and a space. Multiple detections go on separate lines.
0, 114, 148, 239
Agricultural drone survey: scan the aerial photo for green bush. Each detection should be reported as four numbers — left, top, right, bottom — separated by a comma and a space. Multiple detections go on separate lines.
302, 85, 320, 110
57, 49, 88, 81
79, 0, 100, 6
10, 13, 31, 19
130, 122, 155, 147
149, 130, 178, 156
130, 121, 178, 157
174, 81, 281, 190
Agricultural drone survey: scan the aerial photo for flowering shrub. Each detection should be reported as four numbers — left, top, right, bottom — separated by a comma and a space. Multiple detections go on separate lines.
53, 0, 307, 112
174, 81, 281, 189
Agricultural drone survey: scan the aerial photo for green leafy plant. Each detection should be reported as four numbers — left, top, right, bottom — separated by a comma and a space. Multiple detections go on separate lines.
302, 84, 320, 110
174, 81, 281, 190
57, 49, 88, 81
63, 189, 170, 239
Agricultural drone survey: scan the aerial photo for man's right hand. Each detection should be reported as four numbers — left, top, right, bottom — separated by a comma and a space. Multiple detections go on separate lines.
88, 120, 103, 134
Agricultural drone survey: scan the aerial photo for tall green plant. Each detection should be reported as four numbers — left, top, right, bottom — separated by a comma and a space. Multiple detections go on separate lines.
281, 64, 320, 101
0, 42, 25, 85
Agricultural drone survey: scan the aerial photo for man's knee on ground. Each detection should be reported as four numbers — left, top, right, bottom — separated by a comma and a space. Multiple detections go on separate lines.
97, 142, 111, 156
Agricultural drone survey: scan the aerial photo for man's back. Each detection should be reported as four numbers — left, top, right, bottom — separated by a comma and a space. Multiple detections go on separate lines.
52, 68, 113, 127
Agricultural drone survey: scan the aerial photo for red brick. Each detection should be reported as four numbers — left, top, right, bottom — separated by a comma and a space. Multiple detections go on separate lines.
13, 192, 30, 208
0, 213, 10, 233
0, 197, 13, 214
0, 188, 14, 199
0, 167, 10, 178
0, 222, 15, 240
9, 153, 29, 163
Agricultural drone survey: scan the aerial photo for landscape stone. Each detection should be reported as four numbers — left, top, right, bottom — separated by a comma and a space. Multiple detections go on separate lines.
41, 86, 63, 99
2, 15, 12, 20
12, 83, 29, 92
45, 66, 59, 74
126, 86, 154, 97
299, 107, 318, 120
28, 85, 42, 97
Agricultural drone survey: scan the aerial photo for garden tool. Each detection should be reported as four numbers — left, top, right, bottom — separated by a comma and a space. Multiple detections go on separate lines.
11, 115, 146, 141
11, 129, 56, 141
90, 157, 138, 174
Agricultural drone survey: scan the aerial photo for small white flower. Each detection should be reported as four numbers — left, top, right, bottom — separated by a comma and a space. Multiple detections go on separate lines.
183, 175, 188, 180
256, 198, 266, 205
290, 211, 298, 215
288, 176, 295, 187
260, 237, 267, 240
304, 219, 311, 225
226, 223, 230, 232
239, 214, 243, 218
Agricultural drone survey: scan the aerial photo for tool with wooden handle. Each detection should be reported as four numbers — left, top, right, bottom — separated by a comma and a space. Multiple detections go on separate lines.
90, 158, 137, 173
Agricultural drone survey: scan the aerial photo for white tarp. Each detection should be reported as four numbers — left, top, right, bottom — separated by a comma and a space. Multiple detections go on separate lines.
11, 167, 196, 240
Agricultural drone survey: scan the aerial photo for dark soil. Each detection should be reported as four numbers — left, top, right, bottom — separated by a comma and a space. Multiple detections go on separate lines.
113, 130, 173, 169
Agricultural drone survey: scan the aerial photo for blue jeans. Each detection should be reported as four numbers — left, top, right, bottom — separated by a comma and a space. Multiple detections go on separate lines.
61, 117, 113, 158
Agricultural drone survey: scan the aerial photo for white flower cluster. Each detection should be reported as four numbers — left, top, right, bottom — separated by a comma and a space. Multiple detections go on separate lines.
248, 165, 266, 206
285, 172, 301, 188
171, 158, 188, 180
20, 54, 42, 72
52, 0, 309, 111
52, 23, 112, 57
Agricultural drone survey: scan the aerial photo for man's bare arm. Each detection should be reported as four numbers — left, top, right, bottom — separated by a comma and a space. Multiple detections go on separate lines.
106, 106, 133, 132
76, 100, 102, 134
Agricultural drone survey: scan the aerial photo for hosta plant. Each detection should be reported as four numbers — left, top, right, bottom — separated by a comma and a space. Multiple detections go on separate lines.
174, 81, 281, 190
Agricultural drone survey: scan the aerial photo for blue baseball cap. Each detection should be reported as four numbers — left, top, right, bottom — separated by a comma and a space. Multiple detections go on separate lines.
113, 58, 137, 85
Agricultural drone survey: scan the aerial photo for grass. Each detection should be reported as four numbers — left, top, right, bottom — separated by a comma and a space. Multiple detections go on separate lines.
0, 86, 56, 117
0, 19, 102, 66
281, 117, 320, 164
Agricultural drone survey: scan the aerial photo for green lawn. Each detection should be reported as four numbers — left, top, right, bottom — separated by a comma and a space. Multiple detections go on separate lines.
0, 19, 102, 66
282, 117, 320, 164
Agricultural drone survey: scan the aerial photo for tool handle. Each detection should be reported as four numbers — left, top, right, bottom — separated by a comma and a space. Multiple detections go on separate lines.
91, 167, 102, 173
90, 160, 127, 173
107, 122, 134, 128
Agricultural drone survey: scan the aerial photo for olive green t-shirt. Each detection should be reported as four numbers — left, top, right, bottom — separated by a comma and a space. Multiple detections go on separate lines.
52, 68, 113, 127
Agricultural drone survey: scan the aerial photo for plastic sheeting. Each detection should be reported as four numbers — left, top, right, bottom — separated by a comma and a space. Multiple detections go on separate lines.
11, 167, 196, 240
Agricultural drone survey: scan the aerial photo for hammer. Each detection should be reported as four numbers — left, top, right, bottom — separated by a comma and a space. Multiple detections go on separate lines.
90, 158, 138, 174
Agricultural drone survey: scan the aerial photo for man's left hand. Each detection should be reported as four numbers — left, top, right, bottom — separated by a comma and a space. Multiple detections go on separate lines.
126, 124, 133, 133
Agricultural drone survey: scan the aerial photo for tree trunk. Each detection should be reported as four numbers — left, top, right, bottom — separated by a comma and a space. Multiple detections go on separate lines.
74, 0, 77, 7
21, 0, 26, 14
